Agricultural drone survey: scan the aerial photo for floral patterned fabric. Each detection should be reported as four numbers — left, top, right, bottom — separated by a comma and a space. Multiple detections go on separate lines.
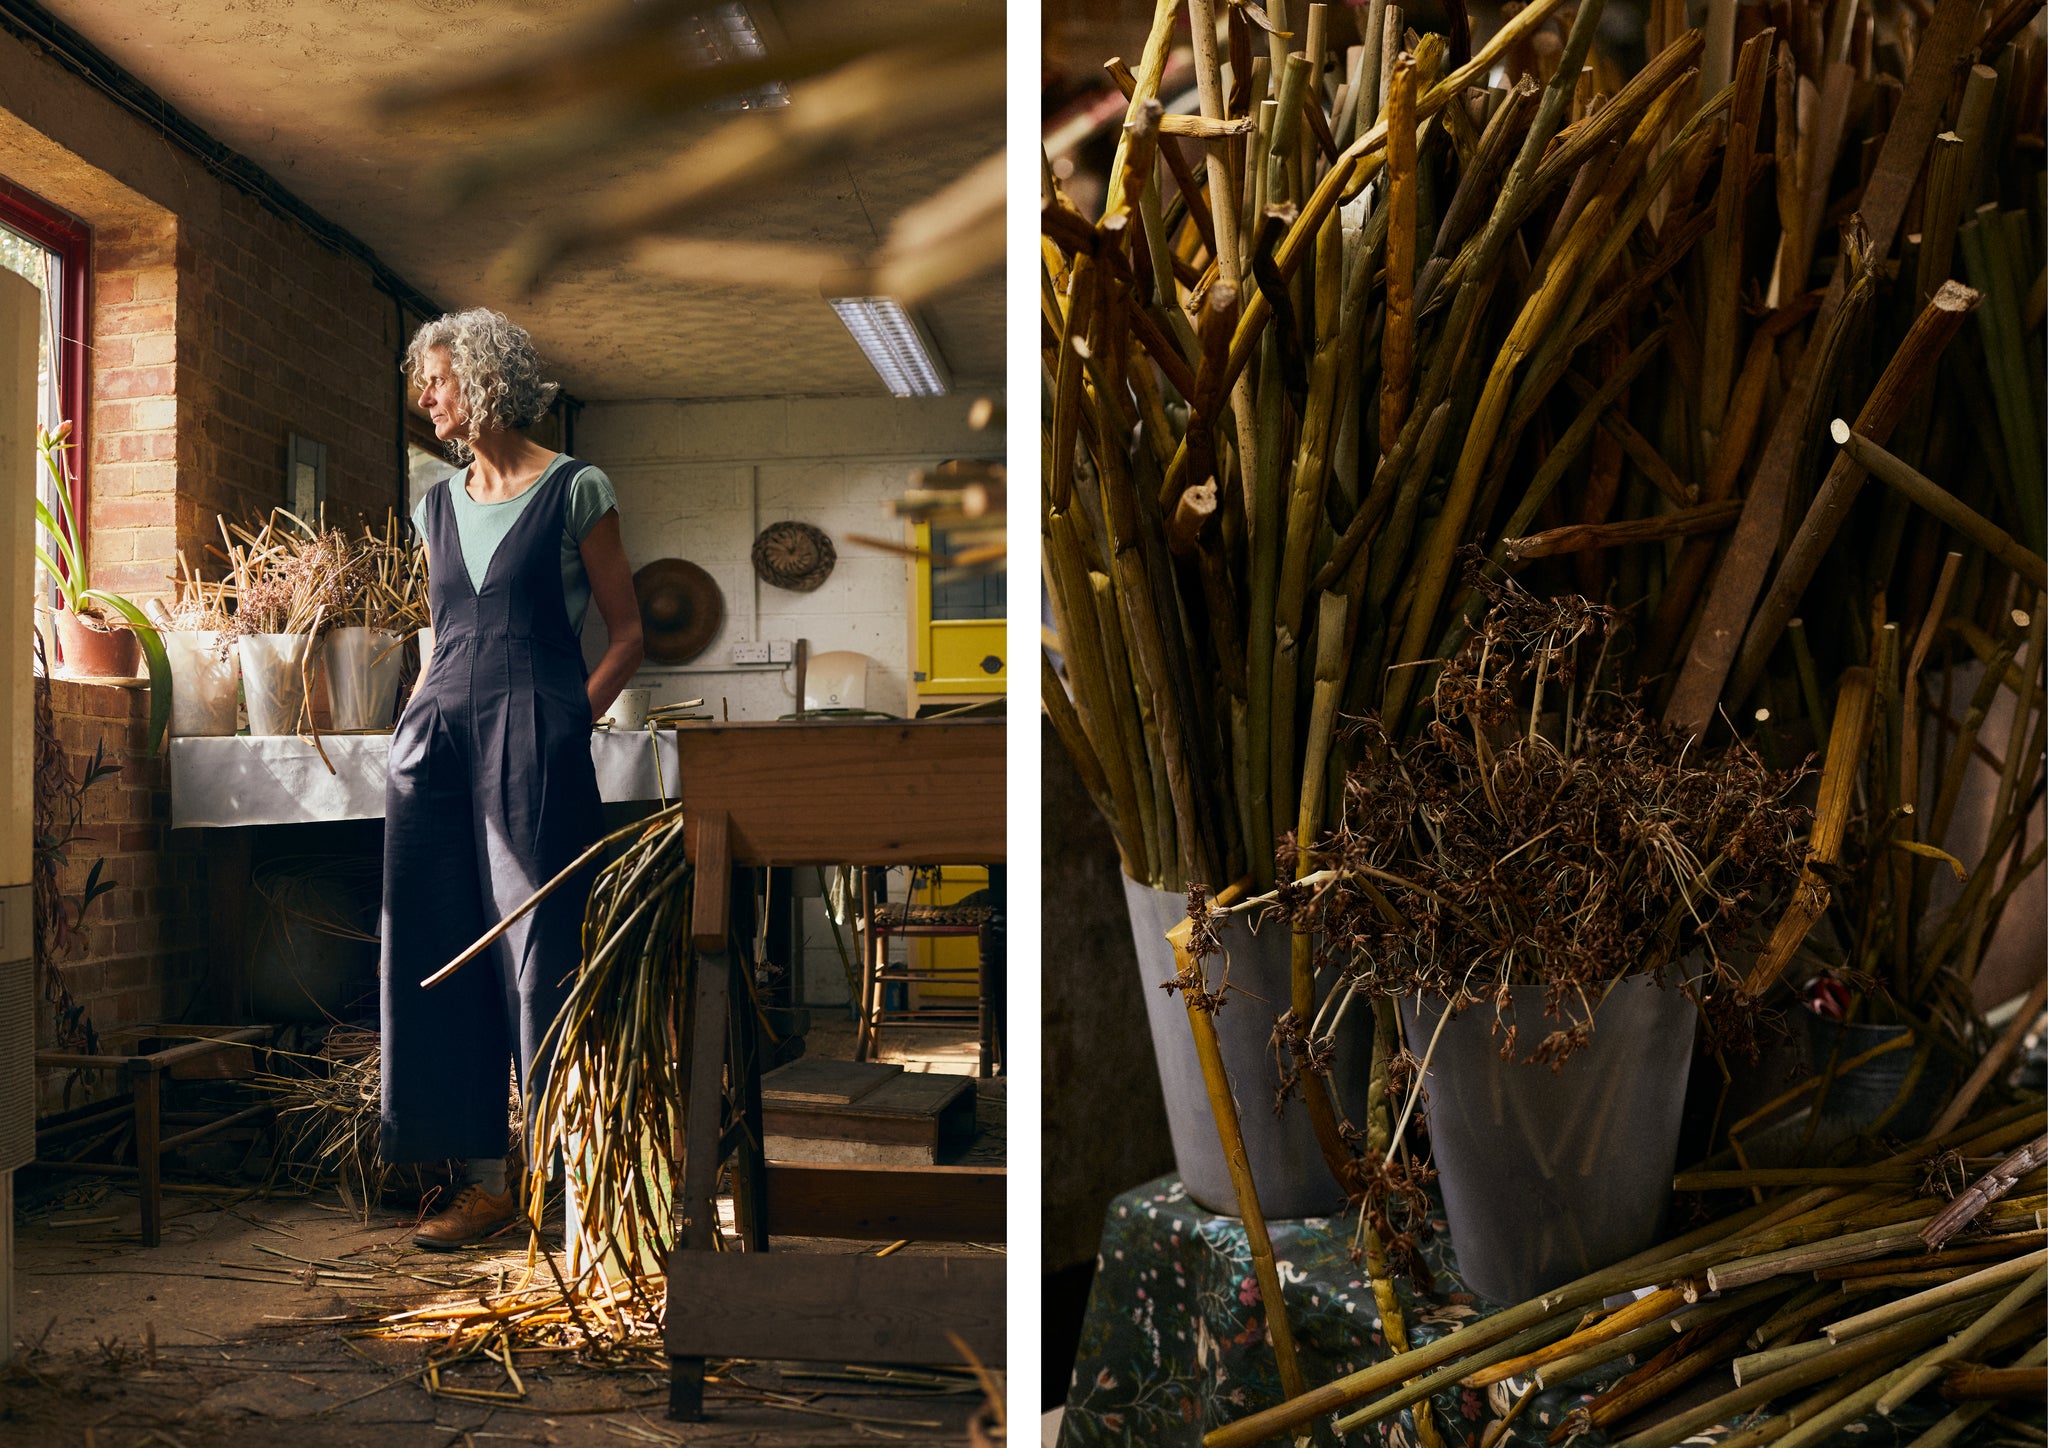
1058, 1176, 1916, 1448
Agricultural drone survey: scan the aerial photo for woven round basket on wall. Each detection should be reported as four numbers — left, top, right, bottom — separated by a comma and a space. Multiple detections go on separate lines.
751, 520, 836, 592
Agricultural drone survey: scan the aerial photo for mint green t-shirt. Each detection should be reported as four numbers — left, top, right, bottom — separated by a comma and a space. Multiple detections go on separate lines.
412, 455, 618, 633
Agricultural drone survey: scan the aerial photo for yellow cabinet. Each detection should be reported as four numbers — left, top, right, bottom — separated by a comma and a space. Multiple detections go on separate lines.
909, 521, 1005, 703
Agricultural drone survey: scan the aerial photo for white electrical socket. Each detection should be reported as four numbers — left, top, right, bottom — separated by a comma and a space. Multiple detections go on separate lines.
769, 640, 793, 663
731, 641, 770, 664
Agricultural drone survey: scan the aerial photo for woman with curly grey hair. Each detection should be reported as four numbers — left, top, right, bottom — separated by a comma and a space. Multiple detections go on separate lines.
381, 307, 644, 1248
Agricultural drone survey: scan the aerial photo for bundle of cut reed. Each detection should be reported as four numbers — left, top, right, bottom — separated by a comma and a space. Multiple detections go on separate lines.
213, 513, 365, 647
376, 0, 1004, 304
446, 802, 696, 1309
1040, 0, 2045, 905
1204, 1096, 2048, 1448
344, 514, 431, 636
151, 552, 233, 632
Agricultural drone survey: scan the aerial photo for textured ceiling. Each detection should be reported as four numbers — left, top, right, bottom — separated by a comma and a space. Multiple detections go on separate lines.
44, 0, 1004, 402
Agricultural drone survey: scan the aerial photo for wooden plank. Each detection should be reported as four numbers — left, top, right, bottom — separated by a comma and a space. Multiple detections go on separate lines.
663, 1251, 1004, 1367
764, 1077, 975, 1155
765, 1109, 940, 1148
856, 1072, 975, 1116
764, 1162, 1005, 1242
760, 1058, 902, 1106
671, 721, 1005, 865
765, 1136, 947, 1166
687, 812, 730, 952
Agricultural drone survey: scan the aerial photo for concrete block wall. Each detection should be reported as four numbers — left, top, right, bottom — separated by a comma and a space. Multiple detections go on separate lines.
577, 393, 1003, 724
578, 392, 1005, 1011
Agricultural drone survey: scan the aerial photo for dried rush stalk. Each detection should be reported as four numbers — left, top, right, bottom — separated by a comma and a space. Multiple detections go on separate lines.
524, 806, 694, 1308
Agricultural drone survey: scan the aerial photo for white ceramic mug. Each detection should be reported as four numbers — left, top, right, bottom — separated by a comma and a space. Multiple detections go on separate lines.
611, 686, 651, 731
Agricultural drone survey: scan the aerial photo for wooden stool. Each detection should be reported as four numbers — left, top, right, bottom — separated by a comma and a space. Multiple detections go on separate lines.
33, 1024, 277, 1246
856, 891, 998, 1078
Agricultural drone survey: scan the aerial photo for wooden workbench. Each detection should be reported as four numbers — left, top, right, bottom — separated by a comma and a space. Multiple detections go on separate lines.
660, 718, 1007, 1419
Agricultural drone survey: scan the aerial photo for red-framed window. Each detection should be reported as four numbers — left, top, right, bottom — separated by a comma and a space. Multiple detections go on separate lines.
0, 176, 91, 537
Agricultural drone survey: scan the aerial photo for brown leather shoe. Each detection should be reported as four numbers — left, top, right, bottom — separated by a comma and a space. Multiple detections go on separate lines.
412, 1182, 521, 1250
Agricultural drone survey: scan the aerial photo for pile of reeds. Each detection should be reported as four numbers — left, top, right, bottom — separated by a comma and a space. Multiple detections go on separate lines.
1207, 1096, 2048, 1448
375, 0, 1004, 305
257, 1028, 520, 1220
423, 801, 697, 1303
1046, 3, 2045, 1431
346, 514, 431, 635
1040, 0, 2046, 910
152, 553, 233, 632
256, 1028, 390, 1217
204, 511, 432, 646
522, 803, 694, 1298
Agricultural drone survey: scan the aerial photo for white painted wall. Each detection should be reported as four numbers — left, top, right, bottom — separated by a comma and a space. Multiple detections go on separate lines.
577, 392, 1005, 1012
577, 393, 1002, 723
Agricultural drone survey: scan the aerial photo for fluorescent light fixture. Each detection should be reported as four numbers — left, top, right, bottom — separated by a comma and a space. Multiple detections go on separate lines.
674, 2, 789, 110
827, 297, 949, 398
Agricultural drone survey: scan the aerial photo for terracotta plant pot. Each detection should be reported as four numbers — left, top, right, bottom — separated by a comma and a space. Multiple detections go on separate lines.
53, 607, 142, 678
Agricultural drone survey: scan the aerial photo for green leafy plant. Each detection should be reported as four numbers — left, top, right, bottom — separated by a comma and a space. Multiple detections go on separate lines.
34, 421, 171, 751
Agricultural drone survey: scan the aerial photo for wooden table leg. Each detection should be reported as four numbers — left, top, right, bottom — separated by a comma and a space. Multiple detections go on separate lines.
730, 951, 769, 1254
132, 1063, 161, 1248
668, 942, 732, 1422
977, 920, 995, 1080
853, 870, 875, 1061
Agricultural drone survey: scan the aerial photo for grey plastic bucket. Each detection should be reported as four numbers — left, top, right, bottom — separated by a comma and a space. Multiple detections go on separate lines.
1121, 878, 1368, 1220
1805, 1015, 1954, 1146
1401, 975, 1697, 1305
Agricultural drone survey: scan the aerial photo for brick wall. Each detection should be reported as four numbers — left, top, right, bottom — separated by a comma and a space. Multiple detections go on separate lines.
86, 215, 179, 600
175, 185, 401, 553
0, 31, 407, 602
35, 678, 206, 1115
0, 26, 413, 1070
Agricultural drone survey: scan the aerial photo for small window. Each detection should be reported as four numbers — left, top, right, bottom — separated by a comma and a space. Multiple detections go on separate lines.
0, 177, 90, 578
407, 441, 453, 523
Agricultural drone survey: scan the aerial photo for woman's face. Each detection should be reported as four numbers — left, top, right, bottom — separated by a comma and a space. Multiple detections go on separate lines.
416, 346, 465, 441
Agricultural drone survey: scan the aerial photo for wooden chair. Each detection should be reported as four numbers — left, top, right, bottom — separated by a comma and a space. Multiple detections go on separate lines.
855, 875, 1000, 1078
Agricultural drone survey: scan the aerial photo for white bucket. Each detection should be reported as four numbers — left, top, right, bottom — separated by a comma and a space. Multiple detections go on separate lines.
239, 633, 311, 736
322, 626, 406, 731
417, 626, 435, 681
163, 630, 240, 737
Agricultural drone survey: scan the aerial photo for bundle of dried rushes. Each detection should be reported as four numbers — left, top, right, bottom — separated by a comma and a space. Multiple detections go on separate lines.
151, 552, 233, 632
1212, 1096, 2048, 1448
1277, 569, 1813, 1065
208, 513, 431, 647
215, 515, 366, 646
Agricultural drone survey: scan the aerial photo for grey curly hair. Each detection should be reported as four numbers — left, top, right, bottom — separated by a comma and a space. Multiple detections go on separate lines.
404, 308, 560, 463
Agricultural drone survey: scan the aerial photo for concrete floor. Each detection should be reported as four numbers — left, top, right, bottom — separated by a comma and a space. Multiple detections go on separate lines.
3, 1028, 1004, 1447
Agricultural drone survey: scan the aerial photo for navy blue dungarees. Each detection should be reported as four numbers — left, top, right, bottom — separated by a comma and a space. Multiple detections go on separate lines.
379, 461, 605, 1164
